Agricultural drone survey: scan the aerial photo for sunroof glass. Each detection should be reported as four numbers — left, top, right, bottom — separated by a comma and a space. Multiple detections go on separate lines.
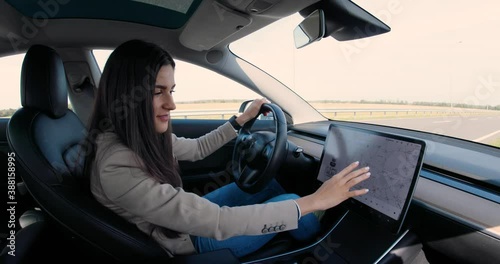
6, 0, 203, 29
132, 0, 194, 14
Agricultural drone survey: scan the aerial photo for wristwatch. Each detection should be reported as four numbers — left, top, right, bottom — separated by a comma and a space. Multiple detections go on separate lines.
229, 115, 242, 130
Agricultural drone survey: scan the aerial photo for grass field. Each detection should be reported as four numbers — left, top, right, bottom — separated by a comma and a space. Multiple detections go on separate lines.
173, 102, 500, 121
488, 138, 500, 148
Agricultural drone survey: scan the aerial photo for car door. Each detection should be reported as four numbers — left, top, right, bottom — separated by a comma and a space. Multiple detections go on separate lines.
164, 60, 268, 195
172, 119, 236, 195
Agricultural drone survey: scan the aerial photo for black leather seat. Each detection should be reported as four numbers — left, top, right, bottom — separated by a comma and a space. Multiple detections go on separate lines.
7, 45, 171, 262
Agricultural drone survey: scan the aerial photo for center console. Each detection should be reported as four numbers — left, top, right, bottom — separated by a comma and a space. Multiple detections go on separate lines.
244, 206, 422, 264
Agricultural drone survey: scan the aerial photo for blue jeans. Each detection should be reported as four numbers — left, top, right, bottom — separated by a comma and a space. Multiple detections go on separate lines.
190, 180, 321, 258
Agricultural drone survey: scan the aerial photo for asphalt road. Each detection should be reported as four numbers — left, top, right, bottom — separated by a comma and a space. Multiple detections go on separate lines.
359, 115, 500, 143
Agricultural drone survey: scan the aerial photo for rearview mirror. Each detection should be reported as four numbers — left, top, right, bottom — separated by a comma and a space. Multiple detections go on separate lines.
293, 9, 325, 49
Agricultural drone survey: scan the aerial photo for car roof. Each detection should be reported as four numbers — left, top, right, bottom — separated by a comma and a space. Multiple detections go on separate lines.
0, 0, 319, 56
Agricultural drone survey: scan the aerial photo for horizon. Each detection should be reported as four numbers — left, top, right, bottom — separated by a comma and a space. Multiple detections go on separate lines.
1, 0, 500, 109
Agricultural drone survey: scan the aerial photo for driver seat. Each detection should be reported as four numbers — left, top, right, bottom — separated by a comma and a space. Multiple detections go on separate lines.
7, 45, 170, 262
8, 44, 292, 263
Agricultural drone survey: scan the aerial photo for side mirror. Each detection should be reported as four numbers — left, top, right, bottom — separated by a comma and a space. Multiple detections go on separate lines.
238, 100, 254, 113
238, 100, 274, 120
293, 9, 325, 49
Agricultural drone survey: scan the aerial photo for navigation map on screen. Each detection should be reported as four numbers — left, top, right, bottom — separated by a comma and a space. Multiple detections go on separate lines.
318, 124, 425, 226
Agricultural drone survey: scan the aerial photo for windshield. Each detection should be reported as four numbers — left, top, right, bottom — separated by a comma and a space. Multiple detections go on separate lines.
230, 0, 500, 149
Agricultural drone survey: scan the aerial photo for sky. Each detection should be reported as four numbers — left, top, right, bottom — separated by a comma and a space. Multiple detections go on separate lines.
1, 0, 500, 109
231, 0, 500, 106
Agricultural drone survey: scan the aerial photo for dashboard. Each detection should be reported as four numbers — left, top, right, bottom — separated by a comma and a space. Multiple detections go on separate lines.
264, 120, 500, 263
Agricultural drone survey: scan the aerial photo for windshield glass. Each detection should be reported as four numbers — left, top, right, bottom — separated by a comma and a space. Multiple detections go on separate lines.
230, 0, 500, 149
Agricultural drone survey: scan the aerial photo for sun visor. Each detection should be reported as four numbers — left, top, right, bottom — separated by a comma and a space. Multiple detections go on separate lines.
180, 1, 251, 51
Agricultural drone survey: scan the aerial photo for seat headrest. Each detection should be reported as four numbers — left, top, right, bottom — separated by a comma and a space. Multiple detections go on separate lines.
21, 45, 68, 118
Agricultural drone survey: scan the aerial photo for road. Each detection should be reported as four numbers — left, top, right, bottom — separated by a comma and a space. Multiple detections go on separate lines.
357, 115, 500, 143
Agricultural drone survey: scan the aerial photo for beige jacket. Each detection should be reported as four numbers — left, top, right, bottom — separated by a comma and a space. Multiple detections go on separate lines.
90, 122, 298, 256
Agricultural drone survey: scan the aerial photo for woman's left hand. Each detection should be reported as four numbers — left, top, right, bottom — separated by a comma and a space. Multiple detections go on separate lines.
236, 98, 269, 126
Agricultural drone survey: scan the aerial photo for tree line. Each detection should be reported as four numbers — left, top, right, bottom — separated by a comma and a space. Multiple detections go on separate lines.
312, 100, 500, 111
0, 108, 16, 117
1, 100, 499, 117
0, 104, 74, 117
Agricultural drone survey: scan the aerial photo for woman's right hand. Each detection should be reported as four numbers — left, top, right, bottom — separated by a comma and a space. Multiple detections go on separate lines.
235, 98, 269, 126
295, 161, 370, 216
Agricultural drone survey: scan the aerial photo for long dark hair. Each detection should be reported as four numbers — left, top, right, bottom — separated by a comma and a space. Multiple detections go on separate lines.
84, 39, 181, 187
83, 40, 182, 237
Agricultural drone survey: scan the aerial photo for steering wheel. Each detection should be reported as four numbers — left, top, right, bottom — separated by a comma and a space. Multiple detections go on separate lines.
232, 103, 287, 193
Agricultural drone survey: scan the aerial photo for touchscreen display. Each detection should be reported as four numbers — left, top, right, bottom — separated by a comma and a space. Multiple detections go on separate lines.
318, 124, 425, 232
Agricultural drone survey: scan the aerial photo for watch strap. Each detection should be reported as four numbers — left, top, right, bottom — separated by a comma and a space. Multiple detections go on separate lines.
229, 115, 242, 130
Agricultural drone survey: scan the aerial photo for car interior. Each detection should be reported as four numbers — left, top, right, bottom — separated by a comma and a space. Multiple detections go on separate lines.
0, 0, 499, 263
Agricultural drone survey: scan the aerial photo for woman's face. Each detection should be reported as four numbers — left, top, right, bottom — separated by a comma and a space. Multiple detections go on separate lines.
153, 65, 176, 133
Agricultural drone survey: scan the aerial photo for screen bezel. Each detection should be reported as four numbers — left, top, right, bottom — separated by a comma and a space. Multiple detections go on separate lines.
317, 123, 426, 234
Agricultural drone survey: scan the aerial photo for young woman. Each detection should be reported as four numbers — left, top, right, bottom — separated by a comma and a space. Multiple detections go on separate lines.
85, 40, 370, 258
